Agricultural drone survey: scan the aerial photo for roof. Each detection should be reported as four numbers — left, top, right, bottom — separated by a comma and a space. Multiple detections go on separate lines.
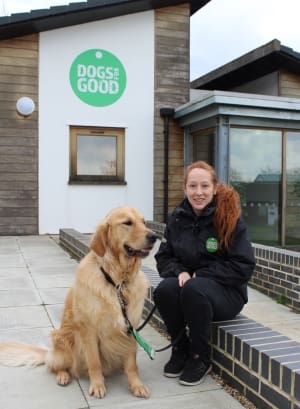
175, 89, 300, 118
191, 39, 300, 90
255, 174, 281, 183
174, 89, 300, 127
0, 0, 210, 40
255, 173, 300, 183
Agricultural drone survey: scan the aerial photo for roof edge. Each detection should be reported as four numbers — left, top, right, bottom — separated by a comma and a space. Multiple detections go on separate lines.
0, 0, 211, 40
175, 89, 300, 118
191, 39, 282, 89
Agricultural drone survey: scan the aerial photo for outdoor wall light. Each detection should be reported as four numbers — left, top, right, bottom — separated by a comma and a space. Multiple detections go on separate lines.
16, 97, 35, 117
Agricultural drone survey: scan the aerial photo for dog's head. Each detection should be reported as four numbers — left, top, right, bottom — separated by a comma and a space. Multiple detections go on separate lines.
90, 207, 158, 259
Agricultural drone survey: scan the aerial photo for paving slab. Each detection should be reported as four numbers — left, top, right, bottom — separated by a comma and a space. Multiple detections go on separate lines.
0, 254, 26, 268
243, 287, 300, 342
85, 390, 245, 409
0, 305, 50, 330
0, 274, 36, 291
31, 271, 75, 288
0, 366, 88, 409
39, 287, 70, 304
46, 303, 65, 328
0, 288, 42, 307
0, 327, 52, 346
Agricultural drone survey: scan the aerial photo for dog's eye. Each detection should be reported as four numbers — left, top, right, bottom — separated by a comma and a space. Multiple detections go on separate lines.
123, 220, 132, 226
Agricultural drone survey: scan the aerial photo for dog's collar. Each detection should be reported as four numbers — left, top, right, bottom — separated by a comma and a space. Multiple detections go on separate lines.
100, 266, 116, 287
100, 267, 132, 334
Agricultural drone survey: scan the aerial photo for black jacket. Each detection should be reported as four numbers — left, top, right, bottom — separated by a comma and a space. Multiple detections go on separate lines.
155, 197, 255, 303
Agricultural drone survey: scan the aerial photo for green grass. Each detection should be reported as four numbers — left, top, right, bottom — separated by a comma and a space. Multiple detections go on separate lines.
276, 294, 287, 305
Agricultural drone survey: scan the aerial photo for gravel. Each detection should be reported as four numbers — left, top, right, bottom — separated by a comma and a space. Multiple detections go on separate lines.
211, 373, 257, 409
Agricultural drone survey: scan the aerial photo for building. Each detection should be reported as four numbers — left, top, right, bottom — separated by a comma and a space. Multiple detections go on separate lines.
1, 2, 300, 248
175, 39, 300, 247
0, 0, 210, 235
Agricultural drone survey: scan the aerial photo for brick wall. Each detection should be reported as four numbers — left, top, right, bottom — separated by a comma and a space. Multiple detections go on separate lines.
211, 316, 300, 409
252, 243, 300, 313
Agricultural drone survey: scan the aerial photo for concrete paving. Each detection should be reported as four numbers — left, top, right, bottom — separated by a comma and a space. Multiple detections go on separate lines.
0, 235, 298, 409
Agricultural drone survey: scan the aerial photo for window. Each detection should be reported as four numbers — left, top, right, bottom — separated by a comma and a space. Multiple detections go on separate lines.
69, 126, 125, 184
285, 131, 300, 245
229, 127, 300, 247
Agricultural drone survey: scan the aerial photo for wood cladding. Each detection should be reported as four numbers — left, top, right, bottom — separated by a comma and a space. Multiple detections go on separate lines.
153, 4, 190, 222
279, 70, 300, 98
0, 34, 38, 235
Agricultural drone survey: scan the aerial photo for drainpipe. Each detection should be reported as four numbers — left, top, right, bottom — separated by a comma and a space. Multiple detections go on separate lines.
160, 107, 175, 223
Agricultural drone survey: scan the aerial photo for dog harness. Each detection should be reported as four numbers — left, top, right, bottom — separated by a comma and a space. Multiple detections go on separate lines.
100, 266, 156, 359
100, 266, 183, 359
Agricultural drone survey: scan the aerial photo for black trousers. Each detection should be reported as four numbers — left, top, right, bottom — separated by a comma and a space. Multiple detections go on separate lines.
154, 277, 245, 361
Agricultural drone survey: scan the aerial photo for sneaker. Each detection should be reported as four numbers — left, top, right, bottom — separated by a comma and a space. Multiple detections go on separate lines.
164, 347, 187, 378
179, 355, 212, 386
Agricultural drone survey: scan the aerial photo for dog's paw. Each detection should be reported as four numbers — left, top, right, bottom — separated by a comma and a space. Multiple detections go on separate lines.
56, 370, 71, 386
131, 383, 150, 399
89, 381, 106, 399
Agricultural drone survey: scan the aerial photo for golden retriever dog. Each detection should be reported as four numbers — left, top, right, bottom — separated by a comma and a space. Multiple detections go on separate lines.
0, 207, 158, 399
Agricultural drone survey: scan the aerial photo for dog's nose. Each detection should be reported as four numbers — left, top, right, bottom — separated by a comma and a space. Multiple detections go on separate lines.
146, 232, 159, 244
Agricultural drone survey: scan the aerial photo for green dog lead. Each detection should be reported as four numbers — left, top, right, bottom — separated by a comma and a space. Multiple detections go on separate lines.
132, 329, 155, 360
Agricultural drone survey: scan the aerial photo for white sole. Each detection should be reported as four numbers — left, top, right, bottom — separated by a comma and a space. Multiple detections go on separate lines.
164, 371, 183, 378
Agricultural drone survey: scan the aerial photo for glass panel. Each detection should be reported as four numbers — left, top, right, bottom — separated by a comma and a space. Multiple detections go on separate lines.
285, 131, 300, 245
192, 128, 215, 165
229, 128, 282, 245
77, 134, 117, 176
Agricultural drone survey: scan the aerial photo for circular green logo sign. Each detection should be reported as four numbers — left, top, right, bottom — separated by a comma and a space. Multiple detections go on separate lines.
205, 237, 218, 253
69, 49, 127, 106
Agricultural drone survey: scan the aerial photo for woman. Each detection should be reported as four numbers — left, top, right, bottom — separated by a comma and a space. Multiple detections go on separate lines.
154, 161, 255, 386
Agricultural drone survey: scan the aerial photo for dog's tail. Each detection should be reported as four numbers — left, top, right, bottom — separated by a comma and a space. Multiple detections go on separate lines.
0, 342, 48, 367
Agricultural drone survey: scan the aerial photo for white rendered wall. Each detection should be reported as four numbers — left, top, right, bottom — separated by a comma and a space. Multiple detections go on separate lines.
39, 11, 155, 234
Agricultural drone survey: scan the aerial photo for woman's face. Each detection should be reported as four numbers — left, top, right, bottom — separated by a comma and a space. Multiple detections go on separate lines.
185, 168, 216, 215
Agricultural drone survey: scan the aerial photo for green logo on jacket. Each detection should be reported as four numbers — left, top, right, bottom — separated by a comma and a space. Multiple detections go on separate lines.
206, 237, 218, 253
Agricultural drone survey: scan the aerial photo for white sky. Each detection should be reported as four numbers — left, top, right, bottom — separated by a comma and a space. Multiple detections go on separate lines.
1, 0, 300, 81
191, 0, 300, 80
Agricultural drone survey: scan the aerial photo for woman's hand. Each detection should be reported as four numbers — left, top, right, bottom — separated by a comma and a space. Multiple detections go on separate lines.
178, 272, 191, 287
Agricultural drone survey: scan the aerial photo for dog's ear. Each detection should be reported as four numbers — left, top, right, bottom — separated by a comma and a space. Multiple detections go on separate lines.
90, 220, 109, 256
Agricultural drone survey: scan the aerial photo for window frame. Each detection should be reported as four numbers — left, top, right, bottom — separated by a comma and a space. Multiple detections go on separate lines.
229, 125, 300, 247
69, 126, 126, 185
229, 125, 282, 246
